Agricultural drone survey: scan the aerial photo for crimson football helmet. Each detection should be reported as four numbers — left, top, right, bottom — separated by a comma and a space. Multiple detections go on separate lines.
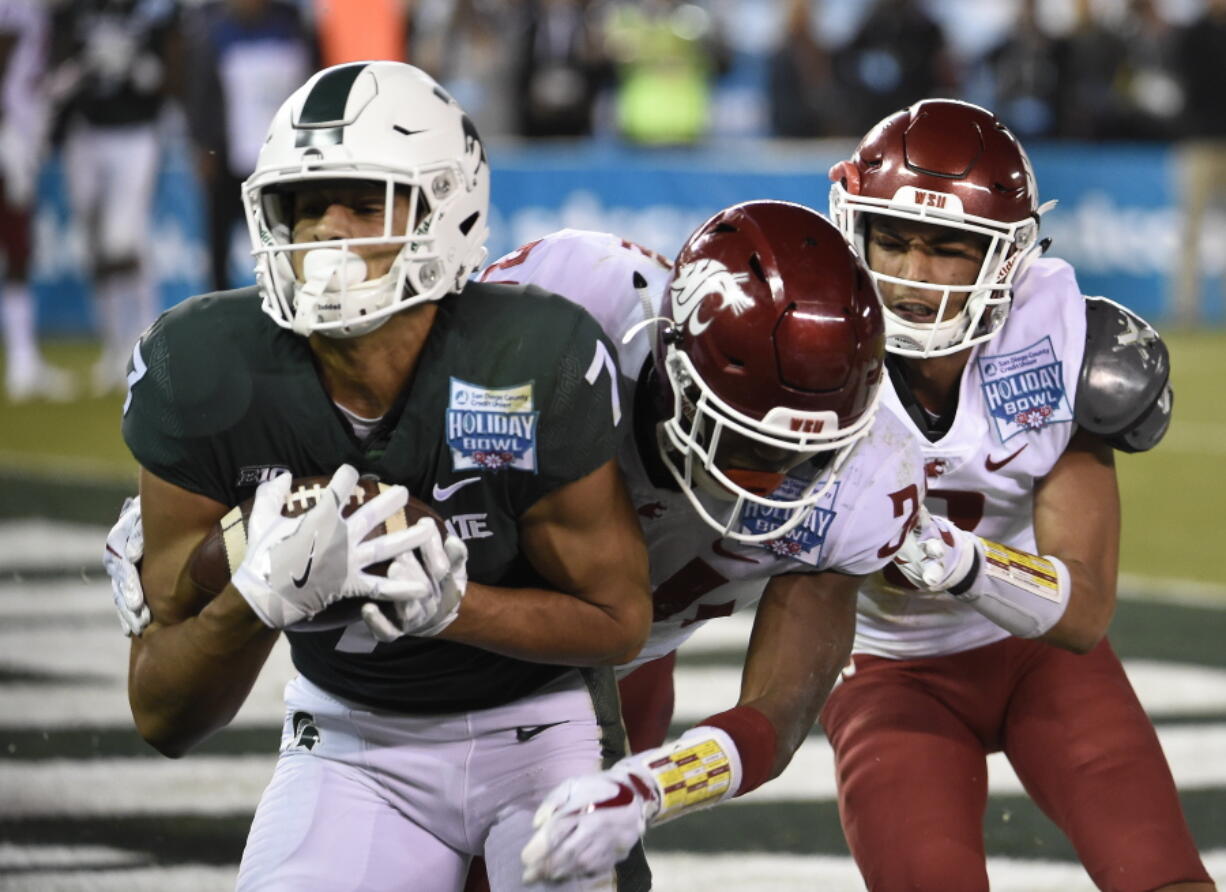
653, 200, 885, 542
829, 99, 1044, 357
243, 61, 489, 338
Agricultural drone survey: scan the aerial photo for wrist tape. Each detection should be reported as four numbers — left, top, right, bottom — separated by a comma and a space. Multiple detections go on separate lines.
640, 725, 741, 825
955, 538, 1071, 638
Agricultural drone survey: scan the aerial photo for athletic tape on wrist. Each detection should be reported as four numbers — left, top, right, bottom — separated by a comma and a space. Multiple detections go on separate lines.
956, 538, 1070, 638
698, 704, 778, 797
641, 725, 741, 825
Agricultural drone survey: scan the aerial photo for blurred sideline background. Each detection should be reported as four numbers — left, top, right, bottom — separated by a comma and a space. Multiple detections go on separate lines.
1, 0, 1223, 889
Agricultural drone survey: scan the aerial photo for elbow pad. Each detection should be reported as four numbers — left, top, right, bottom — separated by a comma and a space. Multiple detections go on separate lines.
1075, 297, 1172, 453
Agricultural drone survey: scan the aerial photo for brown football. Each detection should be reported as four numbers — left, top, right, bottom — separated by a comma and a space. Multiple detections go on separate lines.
179, 474, 446, 632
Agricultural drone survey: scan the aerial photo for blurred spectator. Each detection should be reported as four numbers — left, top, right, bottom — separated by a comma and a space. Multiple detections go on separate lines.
1109, 0, 1183, 140
314, 0, 407, 67
601, 0, 729, 146
1172, 0, 1226, 325
182, 0, 313, 293
0, 0, 71, 402
513, 0, 607, 138
832, 0, 956, 137
411, 0, 521, 137
982, 0, 1066, 140
50, 0, 180, 396
767, 0, 841, 138
1059, 0, 1124, 139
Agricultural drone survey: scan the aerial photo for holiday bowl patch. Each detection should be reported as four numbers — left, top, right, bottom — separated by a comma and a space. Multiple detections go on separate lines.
447, 378, 539, 472
741, 477, 840, 567
978, 337, 1072, 441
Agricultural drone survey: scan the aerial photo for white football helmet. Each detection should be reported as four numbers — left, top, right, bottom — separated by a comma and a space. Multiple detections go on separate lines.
829, 99, 1046, 358
242, 62, 490, 338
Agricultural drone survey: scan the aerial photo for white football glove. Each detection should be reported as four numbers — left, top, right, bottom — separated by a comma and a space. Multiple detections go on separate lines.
361, 520, 468, 642
231, 465, 424, 629
892, 505, 981, 593
521, 760, 657, 884
103, 496, 151, 637
522, 725, 742, 883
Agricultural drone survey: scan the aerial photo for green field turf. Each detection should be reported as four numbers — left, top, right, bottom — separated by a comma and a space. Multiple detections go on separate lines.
2, 332, 1224, 588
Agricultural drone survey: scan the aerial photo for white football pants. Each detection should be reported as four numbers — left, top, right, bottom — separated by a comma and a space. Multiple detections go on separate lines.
236, 671, 650, 892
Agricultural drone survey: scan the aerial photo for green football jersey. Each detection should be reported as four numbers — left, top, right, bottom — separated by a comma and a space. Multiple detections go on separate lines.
123, 281, 626, 713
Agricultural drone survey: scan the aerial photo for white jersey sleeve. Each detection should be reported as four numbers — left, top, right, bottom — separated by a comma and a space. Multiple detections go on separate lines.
855, 258, 1090, 659
481, 230, 674, 383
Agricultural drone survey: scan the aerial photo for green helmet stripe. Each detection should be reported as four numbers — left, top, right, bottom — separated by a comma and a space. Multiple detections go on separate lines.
299, 63, 368, 126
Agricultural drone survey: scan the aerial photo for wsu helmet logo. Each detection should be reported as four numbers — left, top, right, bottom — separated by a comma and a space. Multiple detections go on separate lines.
669, 259, 754, 336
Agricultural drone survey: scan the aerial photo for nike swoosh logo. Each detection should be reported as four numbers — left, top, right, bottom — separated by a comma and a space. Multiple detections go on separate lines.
712, 538, 760, 564
984, 443, 1029, 472
515, 721, 568, 743
432, 477, 481, 502
292, 538, 317, 589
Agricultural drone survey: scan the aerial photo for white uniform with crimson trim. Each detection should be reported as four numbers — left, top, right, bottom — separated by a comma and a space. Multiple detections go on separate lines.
483, 229, 926, 670
853, 257, 1086, 659
481, 230, 926, 879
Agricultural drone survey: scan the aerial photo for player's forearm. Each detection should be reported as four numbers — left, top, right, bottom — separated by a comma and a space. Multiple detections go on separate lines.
438, 580, 651, 666
128, 586, 278, 757
1038, 556, 1117, 654
738, 574, 858, 778
739, 649, 848, 779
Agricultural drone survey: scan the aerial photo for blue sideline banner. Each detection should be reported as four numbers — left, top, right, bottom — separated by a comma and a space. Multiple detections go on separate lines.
28, 140, 1217, 334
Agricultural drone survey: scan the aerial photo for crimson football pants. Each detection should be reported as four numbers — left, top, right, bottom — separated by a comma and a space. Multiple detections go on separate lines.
820, 636, 1212, 892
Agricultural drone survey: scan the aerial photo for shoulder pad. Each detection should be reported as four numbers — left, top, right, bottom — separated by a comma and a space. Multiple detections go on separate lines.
1075, 297, 1172, 453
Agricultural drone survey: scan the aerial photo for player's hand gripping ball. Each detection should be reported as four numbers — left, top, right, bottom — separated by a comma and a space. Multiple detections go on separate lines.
183, 467, 450, 632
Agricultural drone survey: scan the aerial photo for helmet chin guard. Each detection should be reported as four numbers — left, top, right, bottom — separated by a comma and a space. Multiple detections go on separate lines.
293, 249, 377, 337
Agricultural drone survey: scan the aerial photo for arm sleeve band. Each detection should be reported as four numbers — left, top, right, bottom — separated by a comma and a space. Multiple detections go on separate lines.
954, 538, 1071, 639
698, 704, 778, 797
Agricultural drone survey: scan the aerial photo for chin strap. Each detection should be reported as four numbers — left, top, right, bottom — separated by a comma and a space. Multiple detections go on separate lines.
292, 249, 371, 336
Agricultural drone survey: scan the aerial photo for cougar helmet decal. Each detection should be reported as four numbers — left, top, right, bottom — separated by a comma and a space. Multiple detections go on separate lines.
242, 62, 490, 338
669, 259, 754, 336
829, 99, 1043, 357
653, 200, 885, 543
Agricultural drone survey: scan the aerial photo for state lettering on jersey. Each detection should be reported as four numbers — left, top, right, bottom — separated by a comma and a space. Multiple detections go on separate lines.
446, 378, 540, 472
977, 336, 1073, 442
445, 512, 493, 541
740, 478, 841, 567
